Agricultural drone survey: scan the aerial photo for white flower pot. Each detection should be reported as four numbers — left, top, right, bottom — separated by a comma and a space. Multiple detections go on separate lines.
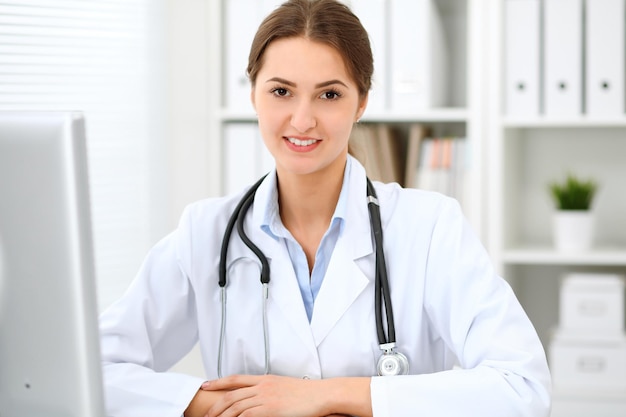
553, 210, 594, 252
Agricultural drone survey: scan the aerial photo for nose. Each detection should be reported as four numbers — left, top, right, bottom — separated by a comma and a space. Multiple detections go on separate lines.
290, 99, 316, 133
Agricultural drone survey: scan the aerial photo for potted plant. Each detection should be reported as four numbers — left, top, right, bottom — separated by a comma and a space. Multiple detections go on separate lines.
548, 174, 598, 252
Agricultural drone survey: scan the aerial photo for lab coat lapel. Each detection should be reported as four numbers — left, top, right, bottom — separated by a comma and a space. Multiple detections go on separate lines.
266, 250, 319, 357
249, 178, 320, 358
227, 216, 320, 359
310, 157, 374, 347
310, 235, 372, 347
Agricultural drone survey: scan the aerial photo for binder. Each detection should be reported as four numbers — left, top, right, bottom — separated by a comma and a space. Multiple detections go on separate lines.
375, 124, 403, 184
223, 123, 272, 195
439, 137, 453, 196
450, 137, 468, 206
503, 0, 541, 117
543, 0, 583, 117
389, 0, 448, 111
350, 124, 384, 181
224, 2, 277, 113
350, 123, 404, 184
348, 0, 388, 113
416, 138, 436, 192
585, 0, 625, 116
414, 136, 467, 201
224, 0, 257, 113
256, 127, 275, 176
404, 123, 426, 188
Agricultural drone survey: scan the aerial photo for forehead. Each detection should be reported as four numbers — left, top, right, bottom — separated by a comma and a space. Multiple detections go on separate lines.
258, 37, 354, 86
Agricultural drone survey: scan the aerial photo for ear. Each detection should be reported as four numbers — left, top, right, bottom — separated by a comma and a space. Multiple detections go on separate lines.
355, 93, 369, 122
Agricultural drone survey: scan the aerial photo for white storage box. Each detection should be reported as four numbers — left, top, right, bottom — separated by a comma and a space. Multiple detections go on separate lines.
549, 332, 626, 392
559, 273, 625, 334
551, 395, 626, 417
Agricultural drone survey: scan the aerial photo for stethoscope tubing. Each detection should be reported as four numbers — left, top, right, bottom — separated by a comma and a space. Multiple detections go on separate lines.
218, 174, 270, 377
366, 179, 396, 346
216, 174, 401, 377
219, 174, 268, 287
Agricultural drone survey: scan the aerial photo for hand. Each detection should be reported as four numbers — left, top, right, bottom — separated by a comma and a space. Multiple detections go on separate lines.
200, 374, 332, 417
184, 389, 227, 417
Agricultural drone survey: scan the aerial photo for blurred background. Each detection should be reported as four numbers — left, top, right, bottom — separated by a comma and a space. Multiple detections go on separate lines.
1, 1, 625, 415
1, 0, 221, 310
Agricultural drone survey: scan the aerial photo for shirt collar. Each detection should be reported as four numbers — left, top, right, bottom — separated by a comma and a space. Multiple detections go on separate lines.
258, 157, 352, 240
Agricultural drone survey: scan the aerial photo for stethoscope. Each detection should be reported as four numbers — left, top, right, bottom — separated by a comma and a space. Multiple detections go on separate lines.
217, 174, 409, 378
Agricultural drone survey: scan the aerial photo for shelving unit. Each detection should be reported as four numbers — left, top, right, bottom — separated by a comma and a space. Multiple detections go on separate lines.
487, 1, 626, 415
492, 122, 626, 341
204, 0, 626, 413
208, 0, 489, 237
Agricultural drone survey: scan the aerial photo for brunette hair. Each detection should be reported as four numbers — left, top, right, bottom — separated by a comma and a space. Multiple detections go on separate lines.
247, 0, 373, 99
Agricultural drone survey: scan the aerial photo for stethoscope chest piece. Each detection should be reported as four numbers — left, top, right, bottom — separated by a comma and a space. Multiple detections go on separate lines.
377, 343, 409, 376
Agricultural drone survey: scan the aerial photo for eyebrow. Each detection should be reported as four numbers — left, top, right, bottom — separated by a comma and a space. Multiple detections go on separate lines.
266, 77, 349, 89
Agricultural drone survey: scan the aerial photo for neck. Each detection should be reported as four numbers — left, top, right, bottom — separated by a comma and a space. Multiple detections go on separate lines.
278, 176, 343, 224
277, 159, 346, 233
276, 156, 347, 273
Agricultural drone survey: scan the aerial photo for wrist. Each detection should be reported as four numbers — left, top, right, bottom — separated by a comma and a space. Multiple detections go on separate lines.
184, 389, 224, 417
319, 377, 372, 417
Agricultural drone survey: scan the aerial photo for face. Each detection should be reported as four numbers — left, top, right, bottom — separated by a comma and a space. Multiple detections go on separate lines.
251, 37, 367, 179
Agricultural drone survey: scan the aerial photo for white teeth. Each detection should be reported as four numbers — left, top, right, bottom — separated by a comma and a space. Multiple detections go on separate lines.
287, 137, 317, 146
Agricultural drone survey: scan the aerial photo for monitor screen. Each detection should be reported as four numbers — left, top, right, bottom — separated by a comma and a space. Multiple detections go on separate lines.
0, 111, 105, 417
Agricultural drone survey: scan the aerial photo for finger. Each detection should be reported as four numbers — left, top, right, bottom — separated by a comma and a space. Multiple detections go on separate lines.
207, 386, 259, 417
202, 374, 262, 391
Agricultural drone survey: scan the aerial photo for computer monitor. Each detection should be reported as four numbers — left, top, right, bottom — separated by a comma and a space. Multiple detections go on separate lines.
0, 111, 105, 417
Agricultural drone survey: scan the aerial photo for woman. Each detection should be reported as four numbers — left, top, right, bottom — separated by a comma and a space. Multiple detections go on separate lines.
99, 1, 551, 416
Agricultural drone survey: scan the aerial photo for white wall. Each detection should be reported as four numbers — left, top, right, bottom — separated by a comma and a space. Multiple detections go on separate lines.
165, 0, 223, 227
163, 0, 223, 378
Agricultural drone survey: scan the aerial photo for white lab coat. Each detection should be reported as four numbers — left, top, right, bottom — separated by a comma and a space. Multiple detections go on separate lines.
99, 156, 551, 417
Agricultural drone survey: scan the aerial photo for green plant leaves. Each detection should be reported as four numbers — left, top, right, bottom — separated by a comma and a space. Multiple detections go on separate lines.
548, 174, 598, 210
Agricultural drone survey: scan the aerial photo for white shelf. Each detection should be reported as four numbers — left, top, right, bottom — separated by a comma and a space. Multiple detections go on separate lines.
502, 116, 626, 128
217, 111, 256, 123
502, 246, 626, 266
553, 387, 626, 401
219, 107, 470, 124
362, 107, 469, 123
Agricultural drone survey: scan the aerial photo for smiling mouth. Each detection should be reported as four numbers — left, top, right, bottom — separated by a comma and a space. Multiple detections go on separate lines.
286, 137, 319, 146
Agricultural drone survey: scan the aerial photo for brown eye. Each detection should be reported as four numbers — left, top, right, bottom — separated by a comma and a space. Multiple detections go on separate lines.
320, 90, 341, 100
271, 87, 289, 97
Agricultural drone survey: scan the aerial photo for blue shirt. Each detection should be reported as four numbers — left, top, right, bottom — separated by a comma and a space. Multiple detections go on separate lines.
260, 159, 351, 322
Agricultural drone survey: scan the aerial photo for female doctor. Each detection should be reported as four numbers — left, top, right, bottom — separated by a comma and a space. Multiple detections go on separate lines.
99, 0, 551, 416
